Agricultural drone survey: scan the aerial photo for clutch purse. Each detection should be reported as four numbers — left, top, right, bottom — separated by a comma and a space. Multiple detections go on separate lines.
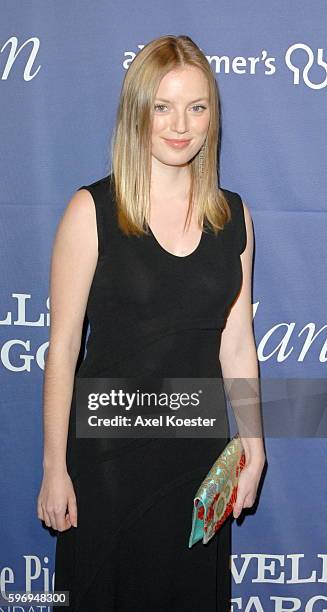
188, 433, 246, 547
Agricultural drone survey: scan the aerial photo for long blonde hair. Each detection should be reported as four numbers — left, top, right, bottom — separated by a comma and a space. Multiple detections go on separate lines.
109, 34, 231, 236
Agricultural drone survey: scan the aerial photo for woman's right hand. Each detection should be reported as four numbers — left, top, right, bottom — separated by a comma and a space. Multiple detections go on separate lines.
37, 467, 78, 532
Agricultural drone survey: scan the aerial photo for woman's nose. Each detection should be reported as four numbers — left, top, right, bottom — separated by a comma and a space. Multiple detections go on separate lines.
171, 111, 189, 133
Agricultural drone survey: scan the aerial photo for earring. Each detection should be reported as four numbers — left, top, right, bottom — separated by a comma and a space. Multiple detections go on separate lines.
199, 140, 208, 176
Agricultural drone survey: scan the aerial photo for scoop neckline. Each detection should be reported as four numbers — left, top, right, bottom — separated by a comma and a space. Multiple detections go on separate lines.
148, 224, 205, 260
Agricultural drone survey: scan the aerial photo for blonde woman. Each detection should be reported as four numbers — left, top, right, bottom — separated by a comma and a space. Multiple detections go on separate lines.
37, 35, 265, 611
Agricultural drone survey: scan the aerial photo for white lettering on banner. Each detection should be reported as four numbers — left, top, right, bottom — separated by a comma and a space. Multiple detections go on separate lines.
285, 43, 327, 90
0, 294, 48, 326
257, 322, 327, 362
0, 38, 325, 89
231, 595, 327, 611
0, 555, 55, 596
1, 36, 41, 81
231, 554, 327, 584
0, 294, 326, 370
0, 554, 326, 610
1, 340, 49, 372
123, 43, 327, 90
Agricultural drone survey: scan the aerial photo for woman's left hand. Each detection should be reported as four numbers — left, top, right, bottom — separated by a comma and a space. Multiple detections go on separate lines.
233, 455, 266, 519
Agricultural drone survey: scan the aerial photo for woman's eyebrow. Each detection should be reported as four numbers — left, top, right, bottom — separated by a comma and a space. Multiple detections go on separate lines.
155, 97, 209, 103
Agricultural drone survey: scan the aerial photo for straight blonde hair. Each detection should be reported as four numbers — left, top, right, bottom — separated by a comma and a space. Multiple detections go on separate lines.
109, 34, 231, 236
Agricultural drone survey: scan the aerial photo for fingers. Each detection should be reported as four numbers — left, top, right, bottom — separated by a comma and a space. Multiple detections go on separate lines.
37, 476, 77, 532
43, 506, 54, 529
232, 465, 260, 519
37, 496, 77, 531
233, 490, 256, 518
55, 510, 72, 532
67, 494, 78, 528
37, 498, 44, 522
39, 501, 71, 532
233, 500, 243, 519
243, 492, 256, 507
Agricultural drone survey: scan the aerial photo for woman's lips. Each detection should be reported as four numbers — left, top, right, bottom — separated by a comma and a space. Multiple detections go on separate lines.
163, 138, 191, 149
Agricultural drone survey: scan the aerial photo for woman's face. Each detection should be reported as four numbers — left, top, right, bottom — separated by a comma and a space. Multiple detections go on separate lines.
151, 66, 210, 168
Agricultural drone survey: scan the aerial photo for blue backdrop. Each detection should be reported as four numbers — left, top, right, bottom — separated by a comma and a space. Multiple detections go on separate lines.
1, 2, 326, 610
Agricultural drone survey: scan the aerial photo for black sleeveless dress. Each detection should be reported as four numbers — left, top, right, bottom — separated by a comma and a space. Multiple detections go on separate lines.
54, 174, 247, 611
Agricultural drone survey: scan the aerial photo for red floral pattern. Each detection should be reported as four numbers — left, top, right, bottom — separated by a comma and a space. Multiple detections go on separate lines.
203, 454, 245, 539
189, 435, 246, 547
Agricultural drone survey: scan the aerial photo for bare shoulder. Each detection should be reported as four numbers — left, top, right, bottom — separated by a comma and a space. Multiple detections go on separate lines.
63, 187, 96, 222
54, 187, 98, 256
240, 197, 254, 253
48, 188, 98, 351
241, 198, 252, 222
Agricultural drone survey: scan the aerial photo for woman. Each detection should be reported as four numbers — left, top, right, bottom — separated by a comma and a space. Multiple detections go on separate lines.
37, 34, 265, 611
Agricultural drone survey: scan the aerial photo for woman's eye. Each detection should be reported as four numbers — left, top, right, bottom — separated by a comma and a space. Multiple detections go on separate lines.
153, 104, 207, 112
192, 105, 207, 112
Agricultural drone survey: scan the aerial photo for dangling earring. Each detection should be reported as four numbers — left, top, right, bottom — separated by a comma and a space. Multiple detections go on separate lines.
199, 139, 208, 176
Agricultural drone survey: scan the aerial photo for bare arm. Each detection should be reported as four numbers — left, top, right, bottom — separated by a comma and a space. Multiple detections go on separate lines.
219, 200, 266, 517
37, 187, 97, 530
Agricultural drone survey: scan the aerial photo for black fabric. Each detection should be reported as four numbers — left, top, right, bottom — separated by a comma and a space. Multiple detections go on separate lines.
54, 174, 247, 611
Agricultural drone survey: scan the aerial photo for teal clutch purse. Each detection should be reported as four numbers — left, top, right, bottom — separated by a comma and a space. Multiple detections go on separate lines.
188, 433, 246, 547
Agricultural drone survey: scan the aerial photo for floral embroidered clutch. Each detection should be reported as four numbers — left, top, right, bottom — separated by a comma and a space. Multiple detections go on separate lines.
188, 433, 246, 547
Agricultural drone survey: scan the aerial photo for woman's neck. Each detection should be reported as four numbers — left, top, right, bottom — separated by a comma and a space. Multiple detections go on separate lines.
150, 160, 191, 202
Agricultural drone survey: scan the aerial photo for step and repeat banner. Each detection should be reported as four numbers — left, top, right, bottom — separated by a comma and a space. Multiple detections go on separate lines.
1, 2, 326, 610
